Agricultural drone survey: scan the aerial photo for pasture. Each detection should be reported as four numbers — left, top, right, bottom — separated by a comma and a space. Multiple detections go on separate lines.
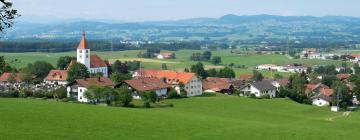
0, 96, 359, 140
0, 49, 346, 77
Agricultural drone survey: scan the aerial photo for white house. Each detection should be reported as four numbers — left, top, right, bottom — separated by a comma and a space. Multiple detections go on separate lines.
122, 78, 171, 99
133, 70, 202, 96
44, 70, 68, 86
76, 32, 109, 77
66, 77, 115, 102
256, 64, 278, 71
312, 94, 332, 107
157, 52, 175, 59
240, 80, 277, 98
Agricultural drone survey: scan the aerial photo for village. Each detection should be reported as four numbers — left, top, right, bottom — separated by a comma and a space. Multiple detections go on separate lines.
0, 32, 359, 111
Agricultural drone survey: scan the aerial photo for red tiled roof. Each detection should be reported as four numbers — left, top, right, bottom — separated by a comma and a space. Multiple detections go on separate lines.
336, 74, 351, 80
78, 32, 87, 49
136, 70, 196, 84
90, 55, 108, 68
202, 77, 232, 91
124, 78, 171, 92
320, 88, 333, 97
238, 74, 252, 81
0, 73, 22, 82
74, 77, 115, 88
46, 70, 68, 81
351, 54, 360, 58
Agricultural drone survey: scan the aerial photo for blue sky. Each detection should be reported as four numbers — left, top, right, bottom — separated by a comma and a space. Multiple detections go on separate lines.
14, 0, 360, 22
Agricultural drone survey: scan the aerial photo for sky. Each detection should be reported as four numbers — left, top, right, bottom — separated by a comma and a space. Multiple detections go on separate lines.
13, 0, 360, 22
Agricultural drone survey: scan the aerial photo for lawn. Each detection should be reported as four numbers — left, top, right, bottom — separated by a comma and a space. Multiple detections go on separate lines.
0, 97, 359, 140
0, 49, 347, 77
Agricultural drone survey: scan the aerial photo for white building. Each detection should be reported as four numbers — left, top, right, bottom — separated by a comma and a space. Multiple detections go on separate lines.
240, 80, 277, 98
311, 94, 332, 107
76, 32, 109, 77
66, 77, 115, 102
133, 70, 203, 96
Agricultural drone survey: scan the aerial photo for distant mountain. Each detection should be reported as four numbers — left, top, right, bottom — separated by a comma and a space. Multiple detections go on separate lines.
3, 14, 360, 43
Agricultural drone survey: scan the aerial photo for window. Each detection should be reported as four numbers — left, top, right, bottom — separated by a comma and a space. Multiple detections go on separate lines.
80, 96, 82, 100
79, 50, 82, 53
86, 55, 88, 58
80, 89, 82, 92
86, 50, 88, 53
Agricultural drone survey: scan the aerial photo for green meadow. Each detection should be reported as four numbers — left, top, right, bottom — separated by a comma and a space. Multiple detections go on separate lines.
0, 50, 346, 77
0, 96, 358, 140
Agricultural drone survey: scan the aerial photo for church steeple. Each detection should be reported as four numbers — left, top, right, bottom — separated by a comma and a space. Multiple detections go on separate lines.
78, 31, 87, 49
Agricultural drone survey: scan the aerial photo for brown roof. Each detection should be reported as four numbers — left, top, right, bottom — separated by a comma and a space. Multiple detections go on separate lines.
46, 70, 68, 81
336, 74, 351, 80
74, 77, 115, 88
90, 55, 108, 68
202, 77, 232, 92
136, 70, 196, 84
124, 78, 171, 92
0, 73, 22, 82
78, 32, 87, 49
238, 74, 252, 81
319, 88, 334, 97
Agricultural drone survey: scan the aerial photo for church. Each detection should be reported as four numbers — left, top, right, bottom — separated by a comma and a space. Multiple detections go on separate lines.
76, 32, 109, 77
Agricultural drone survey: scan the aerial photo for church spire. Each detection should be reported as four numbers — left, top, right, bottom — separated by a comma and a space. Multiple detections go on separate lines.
77, 31, 87, 49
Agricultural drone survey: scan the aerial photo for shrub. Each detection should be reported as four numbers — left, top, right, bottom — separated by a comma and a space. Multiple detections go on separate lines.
52, 87, 67, 99
0, 90, 19, 98
249, 94, 257, 99
260, 94, 271, 99
19, 88, 33, 97
167, 88, 180, 99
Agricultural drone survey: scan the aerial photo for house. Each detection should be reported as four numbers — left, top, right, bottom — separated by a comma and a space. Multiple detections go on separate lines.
256, 64, 278, 71
0, 72, 23, 88
66, 77, 115, 102
304, 83, 330, 96
336, 73, 351, 81
311, 88, 333, 107
238, 74, 252, 82
122, 78, 171, 99
240, 80, 277, 98
157, 52, 175, 59
133, 70, 202, 96
350, 54, 360, 62
44, 70, 68, 85
265, 78, 289, 89
202, 77, 234, 94
76, 32, 109, 77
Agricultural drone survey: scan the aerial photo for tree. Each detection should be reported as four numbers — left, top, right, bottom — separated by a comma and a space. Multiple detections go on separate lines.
52, 87, 67, 99
211, 56, 222, 65
321, 75, 338, 87
67, 62, 90, 82
218, 67, 235, 78
202, 51, 212, 61
28, 61, 54, 79
57, 56, 75, 70
0, 56, 4, 74
354, 63, 360, 75
161, 63, 168, 70
184, 68, 190, 72
115, 86, 133, 107
273, 73, 283, 79
7, 72, 16, 84
206, 68, 218, 77
191, 62, 207, 79
252, 70, 264, 82
288, 73, 307, 93
84, 86, 103, 104
111, 60, 128, 74
331, 81, 352, 109
167, 88, 180, 99
190, 53, 203, 61
110, 72, 131, 84
19, 68, 33, 83
0, 0, 19, 32
139, 91, 157, 108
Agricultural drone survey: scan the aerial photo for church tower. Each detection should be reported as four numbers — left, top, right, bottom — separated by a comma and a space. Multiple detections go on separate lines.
77, 31, 91, 69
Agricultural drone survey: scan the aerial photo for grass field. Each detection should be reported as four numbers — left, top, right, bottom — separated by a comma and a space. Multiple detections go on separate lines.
0, 96, 359, 140
0, 49, 347, 77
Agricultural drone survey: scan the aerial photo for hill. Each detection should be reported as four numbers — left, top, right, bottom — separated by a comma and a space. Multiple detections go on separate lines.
4, 14, 360, 44
0, 96, 358, 140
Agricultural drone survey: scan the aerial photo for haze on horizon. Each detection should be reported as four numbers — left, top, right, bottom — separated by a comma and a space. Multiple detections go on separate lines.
14, 0, 360, 22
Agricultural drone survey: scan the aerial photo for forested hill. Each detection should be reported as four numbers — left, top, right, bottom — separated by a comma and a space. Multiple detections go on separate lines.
1, 14, 360, 52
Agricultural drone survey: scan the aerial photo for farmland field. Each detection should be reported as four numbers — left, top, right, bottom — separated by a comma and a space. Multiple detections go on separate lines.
0, 96, 359, 140
0, 49, 347, 77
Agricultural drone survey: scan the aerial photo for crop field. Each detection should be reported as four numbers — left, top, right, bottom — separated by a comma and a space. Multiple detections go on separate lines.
0, 49, 347, 77
0, 96, 358, 140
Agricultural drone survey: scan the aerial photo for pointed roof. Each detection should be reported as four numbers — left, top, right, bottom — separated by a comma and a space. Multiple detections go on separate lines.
77, 31, 88, 49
